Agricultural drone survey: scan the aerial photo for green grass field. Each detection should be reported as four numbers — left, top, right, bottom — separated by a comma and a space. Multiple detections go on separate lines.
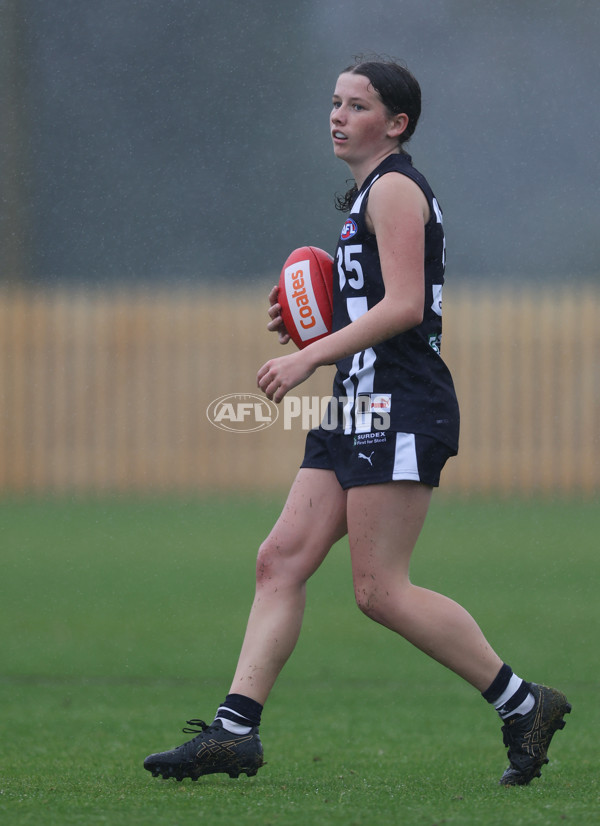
0, 496, 598, 825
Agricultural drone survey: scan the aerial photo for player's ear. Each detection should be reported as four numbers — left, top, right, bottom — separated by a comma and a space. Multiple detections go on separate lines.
388, 113, 409, 138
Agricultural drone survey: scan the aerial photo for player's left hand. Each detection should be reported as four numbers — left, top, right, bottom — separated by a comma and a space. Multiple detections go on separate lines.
257, 350, 315, 403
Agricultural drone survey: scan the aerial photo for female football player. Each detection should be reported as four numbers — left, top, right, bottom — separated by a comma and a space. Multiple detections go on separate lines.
144, 57, 570, 786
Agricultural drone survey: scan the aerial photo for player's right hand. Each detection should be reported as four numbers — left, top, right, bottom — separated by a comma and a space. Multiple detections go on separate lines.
266, 285, 291, 345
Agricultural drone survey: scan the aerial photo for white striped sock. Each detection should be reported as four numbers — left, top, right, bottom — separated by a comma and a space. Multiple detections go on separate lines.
215, 706, 252, 734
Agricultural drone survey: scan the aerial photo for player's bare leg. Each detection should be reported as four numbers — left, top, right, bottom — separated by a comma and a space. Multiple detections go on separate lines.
346, 480, 570, 784
144, 467, 347, 781
347, 480, 502, 690
229, 467, 348, 704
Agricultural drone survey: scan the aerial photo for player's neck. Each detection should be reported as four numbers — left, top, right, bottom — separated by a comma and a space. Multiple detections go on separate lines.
347, 148, 400, 189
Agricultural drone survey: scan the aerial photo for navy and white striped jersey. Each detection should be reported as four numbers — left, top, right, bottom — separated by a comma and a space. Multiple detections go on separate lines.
331, 152, 459, 451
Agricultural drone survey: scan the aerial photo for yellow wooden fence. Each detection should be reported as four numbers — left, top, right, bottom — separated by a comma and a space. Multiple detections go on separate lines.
0, 284, 598, 498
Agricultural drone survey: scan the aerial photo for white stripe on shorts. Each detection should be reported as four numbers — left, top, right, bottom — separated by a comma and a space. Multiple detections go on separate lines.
392, 433, 421, 481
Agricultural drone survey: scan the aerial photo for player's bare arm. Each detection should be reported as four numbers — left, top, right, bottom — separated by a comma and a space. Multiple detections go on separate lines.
258, 173, 427, 402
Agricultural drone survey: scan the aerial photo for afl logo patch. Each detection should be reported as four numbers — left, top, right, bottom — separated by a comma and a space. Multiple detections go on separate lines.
341, 219, 358, 240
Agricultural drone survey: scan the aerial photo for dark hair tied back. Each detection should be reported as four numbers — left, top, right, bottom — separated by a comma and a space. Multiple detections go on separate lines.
335, 56, 421, 212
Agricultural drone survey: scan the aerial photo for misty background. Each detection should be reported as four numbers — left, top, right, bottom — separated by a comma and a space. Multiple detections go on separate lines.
1, 0, 598, 287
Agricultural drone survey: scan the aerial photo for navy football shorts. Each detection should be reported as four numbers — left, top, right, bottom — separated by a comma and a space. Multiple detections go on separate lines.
300, 426, 457, 490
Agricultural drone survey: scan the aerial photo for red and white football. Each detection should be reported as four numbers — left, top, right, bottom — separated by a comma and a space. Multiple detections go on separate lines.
278, 246, 334, 350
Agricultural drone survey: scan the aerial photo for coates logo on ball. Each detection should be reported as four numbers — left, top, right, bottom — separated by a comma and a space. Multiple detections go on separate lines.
206, 393, 279, 432
278, 246, 333, 350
